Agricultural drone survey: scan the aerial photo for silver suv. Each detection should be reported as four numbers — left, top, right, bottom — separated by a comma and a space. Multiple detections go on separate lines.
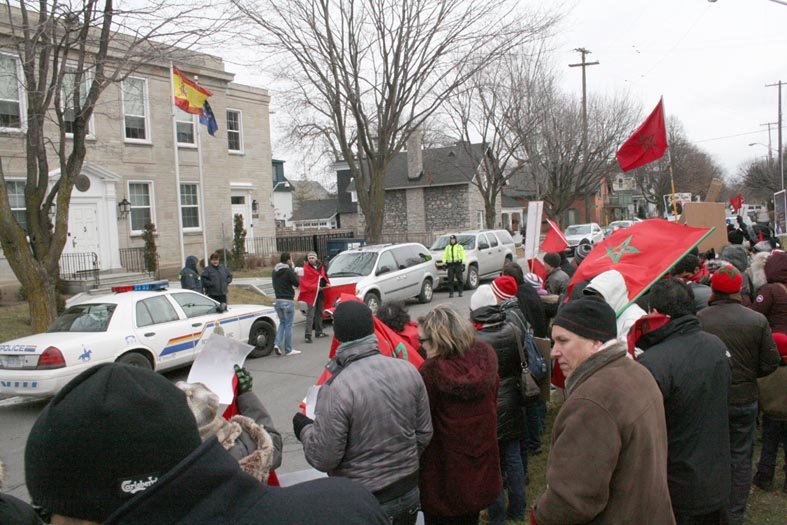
326, 243, 438, 312
430, 230, 516, 290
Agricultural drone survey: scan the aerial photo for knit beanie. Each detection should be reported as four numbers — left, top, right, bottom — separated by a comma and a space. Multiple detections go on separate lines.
711, 265, 743, 294
491, 275, 518, 301
470, 284, 497, 310
25, 363, 201, 522
574, 243, 593, 264
543, 252, 561, 269
553, 296, 617, 342
524, 272, 544, 290
333, 300, 375, 342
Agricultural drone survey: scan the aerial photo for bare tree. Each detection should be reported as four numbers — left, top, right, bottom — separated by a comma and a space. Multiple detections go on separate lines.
231, 0, 558, 242
0, 1, 231, 330
513, 86, 637, 226
441, 47, 550, 228
737, 156, 781, 203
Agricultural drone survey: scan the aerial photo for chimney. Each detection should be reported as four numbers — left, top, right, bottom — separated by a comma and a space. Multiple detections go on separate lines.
407, 127, 423, 180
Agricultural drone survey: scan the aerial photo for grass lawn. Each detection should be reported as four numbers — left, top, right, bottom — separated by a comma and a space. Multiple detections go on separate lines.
0, 286, 273, 343
233, 267, 273, 279
504, 403, 787, 524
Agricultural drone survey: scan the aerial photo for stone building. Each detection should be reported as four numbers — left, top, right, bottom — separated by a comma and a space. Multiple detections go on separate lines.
335, 135, 499, 241
0, 21, 275, 290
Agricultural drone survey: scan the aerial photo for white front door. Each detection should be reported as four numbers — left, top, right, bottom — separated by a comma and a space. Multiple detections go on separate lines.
66, 202, 101, 260
230, 192, 253, 251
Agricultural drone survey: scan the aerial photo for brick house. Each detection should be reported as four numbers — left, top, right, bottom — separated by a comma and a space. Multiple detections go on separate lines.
335, 135, 500, 241
0, 23, 275, 287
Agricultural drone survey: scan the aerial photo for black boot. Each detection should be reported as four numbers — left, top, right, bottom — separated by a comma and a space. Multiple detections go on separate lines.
752, 470, 773, 491
305, 334, 313, 344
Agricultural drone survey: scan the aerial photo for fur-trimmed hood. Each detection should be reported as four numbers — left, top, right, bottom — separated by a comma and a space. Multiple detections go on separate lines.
421, 340, 498, 401
751, 251, 770, 292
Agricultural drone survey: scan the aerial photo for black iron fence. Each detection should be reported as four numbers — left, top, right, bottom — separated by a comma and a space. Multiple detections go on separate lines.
119, 247, 158, 277
378, 231, 439, 248
59, 252, 99, 287
247, 230, 356, 258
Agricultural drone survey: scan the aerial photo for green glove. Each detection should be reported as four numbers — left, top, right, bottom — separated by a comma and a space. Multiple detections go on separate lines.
234, 364, 253, 394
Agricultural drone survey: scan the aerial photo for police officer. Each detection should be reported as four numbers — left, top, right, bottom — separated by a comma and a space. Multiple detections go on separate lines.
179, 256, 202, 292
442, 234, 466, 298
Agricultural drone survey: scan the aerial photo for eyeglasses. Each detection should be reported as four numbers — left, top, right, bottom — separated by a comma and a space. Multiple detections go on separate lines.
418, 337, 431, 344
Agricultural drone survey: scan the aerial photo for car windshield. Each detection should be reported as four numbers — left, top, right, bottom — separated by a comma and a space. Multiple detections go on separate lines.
430, 235, 476, 250
565, 225, 591, 235
47, 303, 117, 333
609, 221, 630, 228
327, 251, 378, 277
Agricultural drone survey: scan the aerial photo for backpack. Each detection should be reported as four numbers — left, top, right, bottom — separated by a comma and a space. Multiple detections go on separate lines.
524, 331, 548, 383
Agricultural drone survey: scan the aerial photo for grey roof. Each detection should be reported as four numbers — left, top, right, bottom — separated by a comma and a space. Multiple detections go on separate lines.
346, 143, 486, 191
290, 180, 331, 199
290, 199, 338, 221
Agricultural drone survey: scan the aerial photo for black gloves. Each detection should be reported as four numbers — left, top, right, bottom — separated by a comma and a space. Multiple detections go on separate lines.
234, 365, 253, 394
292, 412, 314, 441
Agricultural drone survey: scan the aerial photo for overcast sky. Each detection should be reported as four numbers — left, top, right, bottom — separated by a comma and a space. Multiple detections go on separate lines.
224, 0, 787, 183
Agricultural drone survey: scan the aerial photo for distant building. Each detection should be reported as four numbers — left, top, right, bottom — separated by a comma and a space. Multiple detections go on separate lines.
272, 159, 293, 228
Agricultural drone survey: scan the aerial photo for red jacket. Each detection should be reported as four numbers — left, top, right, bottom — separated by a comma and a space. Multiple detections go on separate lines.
419, 340, 501, 516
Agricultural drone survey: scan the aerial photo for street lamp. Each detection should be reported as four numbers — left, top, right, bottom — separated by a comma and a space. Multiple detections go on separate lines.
749, 142, 774, 165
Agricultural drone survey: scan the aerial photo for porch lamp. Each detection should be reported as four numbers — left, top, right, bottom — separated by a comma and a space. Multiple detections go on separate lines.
252, 199, 259, 212
118, 197, 131, 219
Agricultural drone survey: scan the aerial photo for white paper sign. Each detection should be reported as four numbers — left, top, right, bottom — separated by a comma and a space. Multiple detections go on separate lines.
304, 385, 321, 419
187, 333, 254, 404
524, 200, 544, 260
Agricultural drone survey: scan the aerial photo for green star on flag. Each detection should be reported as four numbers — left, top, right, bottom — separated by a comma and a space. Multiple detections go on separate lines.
603, 235, 639, 263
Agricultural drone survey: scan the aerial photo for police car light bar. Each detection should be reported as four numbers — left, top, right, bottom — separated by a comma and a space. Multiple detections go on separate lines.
111, 281, 170, 293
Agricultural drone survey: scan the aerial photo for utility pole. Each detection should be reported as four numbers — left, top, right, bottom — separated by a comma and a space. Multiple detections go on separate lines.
766, 81, 784, 190
569, 47, 600, 222
761, 121, 777, 165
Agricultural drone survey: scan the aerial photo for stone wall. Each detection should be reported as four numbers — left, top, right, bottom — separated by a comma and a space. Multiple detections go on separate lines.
406, 188, 426, 232
383, 190, 408, 232
424, 185, 469, 232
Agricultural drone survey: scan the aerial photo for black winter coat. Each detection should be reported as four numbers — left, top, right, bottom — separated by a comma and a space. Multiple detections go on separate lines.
515, 284, 548, 337
179, 256, 202, 292
637, 315, 731, 515
0, 494, 42, 525
201, 264, 233, 297
698, 300, 781, 404
471, 305, 524, 442
104, 439, 387, 524
271, 262, 300, 300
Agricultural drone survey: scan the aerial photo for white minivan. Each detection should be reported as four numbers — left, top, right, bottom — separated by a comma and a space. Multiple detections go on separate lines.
326, 243, 438, 313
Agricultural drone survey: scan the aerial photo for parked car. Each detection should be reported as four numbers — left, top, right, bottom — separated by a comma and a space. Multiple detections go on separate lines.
608, 220, 636, 233
325, 242, 438, 313
0, 282, 279, 398
563, 223, 604, 254
430, 229, 516, 290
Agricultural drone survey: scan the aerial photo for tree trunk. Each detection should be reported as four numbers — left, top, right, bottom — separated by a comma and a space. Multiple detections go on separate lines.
485, 203, 497, 229
360, 164, 387, 244
25, 266, 59, 333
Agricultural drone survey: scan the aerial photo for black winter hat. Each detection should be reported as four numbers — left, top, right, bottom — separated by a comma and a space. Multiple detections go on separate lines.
333, 300, 375, 342
25, 363, 201, 522
574, 243, 593, 264
553, 296, 617, 343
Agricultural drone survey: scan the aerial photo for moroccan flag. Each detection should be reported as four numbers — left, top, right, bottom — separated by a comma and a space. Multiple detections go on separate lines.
540, 219, 569, 253
730, 193, 744, 213
616, 99, 668, 172
173, 65, 213, 115
568, 219, 712, 314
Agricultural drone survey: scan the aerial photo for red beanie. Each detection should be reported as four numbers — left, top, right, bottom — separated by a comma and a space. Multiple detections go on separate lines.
711, 265, 743, 294
491, 275, 518, 301
773, 332, 787, 362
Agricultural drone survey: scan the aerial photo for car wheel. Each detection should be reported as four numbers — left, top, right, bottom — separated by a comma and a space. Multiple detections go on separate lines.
364, 292, 380, 314
116, 351, 152, 370
248, 319, 275, 358
465, 265, 479, 290
418, 279, 433, 304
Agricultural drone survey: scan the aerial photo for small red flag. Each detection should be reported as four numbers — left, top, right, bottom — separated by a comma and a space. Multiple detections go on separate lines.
729, 193, 744, 213
540, 219, 569, 253
568, 219, 712, 313
616, 99, 668, 172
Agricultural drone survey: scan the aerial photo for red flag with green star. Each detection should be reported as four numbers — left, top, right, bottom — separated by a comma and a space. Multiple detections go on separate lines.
617, 99, 668, 171
568, 219, 712, 312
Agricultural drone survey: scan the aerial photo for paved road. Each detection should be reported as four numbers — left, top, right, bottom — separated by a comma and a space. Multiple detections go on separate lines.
0, 286, 475, 502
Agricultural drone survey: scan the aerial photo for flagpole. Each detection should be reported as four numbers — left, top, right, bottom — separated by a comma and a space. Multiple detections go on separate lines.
193, 75, 209, 268
661, 96, 679, 219
169, 63, 186, 267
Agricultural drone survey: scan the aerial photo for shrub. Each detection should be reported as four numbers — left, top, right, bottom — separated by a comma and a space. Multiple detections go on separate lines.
143, 223, 158, 274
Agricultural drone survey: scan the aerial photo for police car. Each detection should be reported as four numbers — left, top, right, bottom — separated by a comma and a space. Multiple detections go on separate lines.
0, 281, 278, 398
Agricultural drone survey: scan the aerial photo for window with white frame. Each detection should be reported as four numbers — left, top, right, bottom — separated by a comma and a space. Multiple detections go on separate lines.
0, 53, 23, 130
128, 182, 153, 233
63, 67, 93, 136
180, 183, 200, 230
6, 180, 26, 229
123, 77, 149, 141
176, 107, 195, 145
226, 109, 242, 152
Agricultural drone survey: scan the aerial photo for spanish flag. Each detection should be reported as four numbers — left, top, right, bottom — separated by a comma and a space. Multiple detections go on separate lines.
172, 65, 212, 115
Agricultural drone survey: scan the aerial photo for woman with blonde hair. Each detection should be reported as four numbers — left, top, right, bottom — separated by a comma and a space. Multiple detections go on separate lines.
417, 305, 501, 525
